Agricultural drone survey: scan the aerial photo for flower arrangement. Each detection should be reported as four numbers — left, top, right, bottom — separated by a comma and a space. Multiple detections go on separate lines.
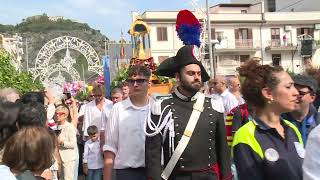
63, 81, 85, 96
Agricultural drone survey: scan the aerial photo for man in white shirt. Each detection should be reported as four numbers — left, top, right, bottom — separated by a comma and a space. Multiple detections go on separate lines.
100, 88, 124, 149
207, 79, 225, 113
227, 76, 245, 106
110, 88, 124, 104
120, 81, 130, 100
82, 84, 112, 138
212, 75, 241, 114
103, 65, 151, 180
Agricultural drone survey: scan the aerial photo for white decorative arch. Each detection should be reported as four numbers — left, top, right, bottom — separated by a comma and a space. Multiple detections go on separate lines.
40, 63, 81, 82
30, 36, 103, 84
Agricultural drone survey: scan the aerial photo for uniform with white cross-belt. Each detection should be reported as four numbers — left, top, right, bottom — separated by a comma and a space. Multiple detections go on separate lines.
145, 88, 232, 180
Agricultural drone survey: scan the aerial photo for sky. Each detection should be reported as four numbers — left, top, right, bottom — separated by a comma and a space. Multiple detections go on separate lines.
0, 0, 230, 40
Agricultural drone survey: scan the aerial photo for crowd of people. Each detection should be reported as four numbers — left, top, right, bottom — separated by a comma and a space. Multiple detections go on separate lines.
1, 46, 320, 180
5, 5, 320, 179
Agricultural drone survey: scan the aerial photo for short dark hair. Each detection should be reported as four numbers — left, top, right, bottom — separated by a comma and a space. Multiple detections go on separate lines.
127, 65, 151, 79
238, 60, 283, 108
111, 88, 123, 95
21, 92, 45, 104
87, 125, 99, 136
0, 102, 20, 149
16, 102, 47, 127
3, 126, 54, 173
120, 81, 129, 88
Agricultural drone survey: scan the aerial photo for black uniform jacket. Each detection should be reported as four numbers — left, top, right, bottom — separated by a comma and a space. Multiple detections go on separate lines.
145, 90, 232, 180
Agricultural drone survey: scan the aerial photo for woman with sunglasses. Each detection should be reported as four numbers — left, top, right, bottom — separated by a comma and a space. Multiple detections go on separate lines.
54, 104, 78, 180
232, 60, 303, 180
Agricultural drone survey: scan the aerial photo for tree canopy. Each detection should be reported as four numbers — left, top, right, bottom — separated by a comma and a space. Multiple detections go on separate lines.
0, 50, 43, 94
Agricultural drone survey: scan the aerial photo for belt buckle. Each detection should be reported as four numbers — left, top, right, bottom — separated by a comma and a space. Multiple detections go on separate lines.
184, 130, 192, 137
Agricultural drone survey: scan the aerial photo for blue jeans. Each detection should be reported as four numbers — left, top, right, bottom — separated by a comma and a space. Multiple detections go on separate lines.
87, 168, 103, 180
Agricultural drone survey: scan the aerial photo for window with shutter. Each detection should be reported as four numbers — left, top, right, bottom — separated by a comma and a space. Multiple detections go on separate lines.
157, 27, 168, 41
298, 28, 314, 38
271, 28, 280, 46
297, 28, 302, 37
211, 28, 216, 40
268, 0, 276, 12
234, 29, 239, 40
236, 28, 250, 48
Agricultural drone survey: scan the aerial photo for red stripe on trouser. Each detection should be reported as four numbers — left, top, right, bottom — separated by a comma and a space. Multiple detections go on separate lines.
213, 163, 220, 180
176, 163, 221, 179
225, 126, 232, 136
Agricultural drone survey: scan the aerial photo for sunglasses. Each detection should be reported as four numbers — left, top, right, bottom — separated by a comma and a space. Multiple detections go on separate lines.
91, 94, 102, 97
127, 79, 148, 85
298, 90, 311, 97
55, 112, 65, 116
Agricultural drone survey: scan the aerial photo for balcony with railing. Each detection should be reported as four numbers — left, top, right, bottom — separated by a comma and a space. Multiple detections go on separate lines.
265, 39, 297, 51
215, 39, 261, 52
235, 39, 254, 48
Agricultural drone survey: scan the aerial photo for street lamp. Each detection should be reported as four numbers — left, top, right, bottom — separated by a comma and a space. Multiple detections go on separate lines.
211, 38, 221, 77
205, 0, 214, 78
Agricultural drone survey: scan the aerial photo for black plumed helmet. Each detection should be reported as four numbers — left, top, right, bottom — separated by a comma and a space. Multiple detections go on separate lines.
156, 45, 210, 82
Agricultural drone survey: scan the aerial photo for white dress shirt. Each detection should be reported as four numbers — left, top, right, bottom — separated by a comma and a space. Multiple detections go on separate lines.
208, 94, 225, 113
101, 103, 114, 131
103, 97, 149, 169
83, 98, 113, 136
303, 124, 320, 180
220, 90, 244, 114
83, 139, 104, 169
78, 103, 87, 117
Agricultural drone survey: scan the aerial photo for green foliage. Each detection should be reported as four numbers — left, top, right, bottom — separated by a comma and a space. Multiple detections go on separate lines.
1, 14, 108, 78
110, 65, 176, 89
0, 24, 14, 32
74, 90, 89, 101
157, 76, 172, 83
8, 14, 91, 33
111, 66, 128, 89
0, 51, 43, 94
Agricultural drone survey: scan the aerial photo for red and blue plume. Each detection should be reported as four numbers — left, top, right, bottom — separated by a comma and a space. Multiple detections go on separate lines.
176, 9, 202, 47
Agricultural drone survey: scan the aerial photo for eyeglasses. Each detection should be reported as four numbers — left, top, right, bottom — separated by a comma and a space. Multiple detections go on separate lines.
55, 112, 65, 116
92, 94, 102, 97
127, 79, 148, 85
298, 90, 311, 97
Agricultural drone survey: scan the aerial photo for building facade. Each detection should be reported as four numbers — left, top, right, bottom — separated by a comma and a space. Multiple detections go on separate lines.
231, 0, 320, 12
137, 3, 320, 75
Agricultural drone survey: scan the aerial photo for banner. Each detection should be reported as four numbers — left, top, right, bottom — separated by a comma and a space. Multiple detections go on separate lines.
103, 55, 111, 97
